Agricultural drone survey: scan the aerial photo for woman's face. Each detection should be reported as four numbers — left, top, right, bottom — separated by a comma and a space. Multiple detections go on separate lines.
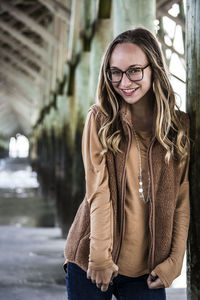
109, 43, 152, 105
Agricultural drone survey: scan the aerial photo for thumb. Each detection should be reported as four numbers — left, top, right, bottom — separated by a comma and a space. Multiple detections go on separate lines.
150, 270, 157, 279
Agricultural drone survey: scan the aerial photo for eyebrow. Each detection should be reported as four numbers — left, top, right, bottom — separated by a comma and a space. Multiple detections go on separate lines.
110, 64, 143, 69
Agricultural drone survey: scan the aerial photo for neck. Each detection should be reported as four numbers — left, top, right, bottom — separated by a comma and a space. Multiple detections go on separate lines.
129, 89, 155, 131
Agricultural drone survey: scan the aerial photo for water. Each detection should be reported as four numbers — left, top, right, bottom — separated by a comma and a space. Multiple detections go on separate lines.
0, 157, 55, 227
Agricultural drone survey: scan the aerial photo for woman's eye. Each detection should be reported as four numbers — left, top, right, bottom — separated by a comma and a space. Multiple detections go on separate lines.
129, 68, 141, 74
111, 70, 121, 76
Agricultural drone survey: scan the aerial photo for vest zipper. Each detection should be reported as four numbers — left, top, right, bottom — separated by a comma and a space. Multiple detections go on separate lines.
114, 123, 132, 264
147, 136, 156, 270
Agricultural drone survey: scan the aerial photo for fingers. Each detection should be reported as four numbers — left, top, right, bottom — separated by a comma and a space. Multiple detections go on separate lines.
86, 267, 116, 292
101, 283, 109, 292
147, 271, 165, 289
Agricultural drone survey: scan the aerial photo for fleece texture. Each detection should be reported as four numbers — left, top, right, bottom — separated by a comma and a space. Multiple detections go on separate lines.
64, 102, 190, 284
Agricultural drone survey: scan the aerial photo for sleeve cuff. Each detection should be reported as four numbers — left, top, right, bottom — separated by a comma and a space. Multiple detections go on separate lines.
153, 256, 182, 288
88, 261, 118, 272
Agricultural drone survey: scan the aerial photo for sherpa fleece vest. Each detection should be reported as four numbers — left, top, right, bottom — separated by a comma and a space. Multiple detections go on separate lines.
64, 104, 189, 272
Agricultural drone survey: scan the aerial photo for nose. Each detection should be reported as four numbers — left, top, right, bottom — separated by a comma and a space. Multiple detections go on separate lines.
119, 72, 132, 87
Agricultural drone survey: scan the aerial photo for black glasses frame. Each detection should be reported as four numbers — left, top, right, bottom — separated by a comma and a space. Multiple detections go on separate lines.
107, 64, 150, 83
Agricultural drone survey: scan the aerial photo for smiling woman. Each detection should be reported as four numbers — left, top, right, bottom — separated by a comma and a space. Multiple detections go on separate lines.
63, 27, 190, 300
108, 43, 152, 107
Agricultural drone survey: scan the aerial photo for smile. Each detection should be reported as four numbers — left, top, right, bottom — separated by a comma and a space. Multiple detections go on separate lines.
121, 87, 139, 95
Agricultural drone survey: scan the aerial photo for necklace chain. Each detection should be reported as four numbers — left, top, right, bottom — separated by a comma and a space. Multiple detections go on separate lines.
132, 126, 150, 203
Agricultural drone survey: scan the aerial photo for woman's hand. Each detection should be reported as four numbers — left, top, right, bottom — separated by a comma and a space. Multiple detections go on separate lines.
147, 270, 165, 289
87, 264, 118, 292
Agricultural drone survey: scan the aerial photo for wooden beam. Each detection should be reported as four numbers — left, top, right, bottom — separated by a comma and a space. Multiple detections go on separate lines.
157, 0, 182, 9
158, 37, 185, 59
0, 34, 50, 70
0, 31, 52, 70
157, 7, 185, 30
0, 47, 46, 84
186, 0, 200, 296
0, 20, 47, 59
0, 68, 36, 97
0, 59, 34, 85
0, 1, 59, 47
68, 0, 81, 63
0, 74, 36, 105
37, 0, 70, 21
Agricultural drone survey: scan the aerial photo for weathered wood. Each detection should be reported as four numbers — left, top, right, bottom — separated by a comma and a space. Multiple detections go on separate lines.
159, 37, 185, 59
0, 20, 47, 59
0, 1, 59, 47
113, 0, 155, 36
0, 69, 37, 98
68, 0, 81, 64
0, 77, 36, 105
0, 47, 46, 83
0, 59, 34, 84
37, 0, 70, 21
0, 31, 51, 70
157, 0, 181, 9
186, 0, 200, 299
157, 8, 185, 30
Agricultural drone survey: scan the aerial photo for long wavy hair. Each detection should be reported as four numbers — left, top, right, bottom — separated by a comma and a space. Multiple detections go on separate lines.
96, 27, 190, 165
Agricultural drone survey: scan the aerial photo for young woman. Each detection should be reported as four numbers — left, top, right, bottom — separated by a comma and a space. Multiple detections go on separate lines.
63, 27, 190, 300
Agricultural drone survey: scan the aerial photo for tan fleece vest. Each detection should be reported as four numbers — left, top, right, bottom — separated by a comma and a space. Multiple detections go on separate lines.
64, 103, 189, 272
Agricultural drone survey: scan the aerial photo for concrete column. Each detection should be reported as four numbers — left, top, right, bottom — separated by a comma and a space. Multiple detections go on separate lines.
90, 19, 113, 103
112, 0, 155, 37
186, 1, 200, 299
75, 52, 90, 118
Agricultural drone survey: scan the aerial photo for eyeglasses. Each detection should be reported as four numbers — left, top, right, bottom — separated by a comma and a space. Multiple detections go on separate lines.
107, 64, 150, 83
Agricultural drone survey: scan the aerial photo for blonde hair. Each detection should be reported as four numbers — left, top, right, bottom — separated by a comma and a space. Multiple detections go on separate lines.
97, 27, 189, 165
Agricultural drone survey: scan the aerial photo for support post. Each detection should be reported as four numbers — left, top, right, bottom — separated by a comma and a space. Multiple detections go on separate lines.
186, 0, 200, 299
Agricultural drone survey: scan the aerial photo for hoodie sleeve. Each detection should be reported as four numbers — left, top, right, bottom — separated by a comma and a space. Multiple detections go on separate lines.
153, 143, 190, 287
82, 108, 116, 271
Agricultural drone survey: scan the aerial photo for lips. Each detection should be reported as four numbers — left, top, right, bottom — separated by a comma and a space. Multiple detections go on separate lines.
121, 87, 139, 96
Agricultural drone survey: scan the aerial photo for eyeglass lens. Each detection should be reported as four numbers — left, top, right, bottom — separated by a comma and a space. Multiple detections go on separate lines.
108, 67, 143, 82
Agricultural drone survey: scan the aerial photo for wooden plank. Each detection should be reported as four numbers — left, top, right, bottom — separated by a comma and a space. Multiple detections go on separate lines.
0, 47, 46, 84
0, 20, 47, 59
186, 0, 200, 298
0, 32, 52, 70
0, 59, 34, 85
157, 0, 181, 9
0, 1, 59, 47
68, 0, 81, 63
37, 0, 70, 21
0, 73, 36, 104
157, 7, 185, 30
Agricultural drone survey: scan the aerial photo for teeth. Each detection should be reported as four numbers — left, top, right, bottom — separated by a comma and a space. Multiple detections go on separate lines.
123, 88, 137, 92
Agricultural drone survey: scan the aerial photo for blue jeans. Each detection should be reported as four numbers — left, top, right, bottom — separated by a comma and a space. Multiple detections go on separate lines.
65, 262, 166, 300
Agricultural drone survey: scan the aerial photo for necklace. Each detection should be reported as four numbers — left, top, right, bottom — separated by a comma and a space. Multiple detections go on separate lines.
132, 126, 151, 203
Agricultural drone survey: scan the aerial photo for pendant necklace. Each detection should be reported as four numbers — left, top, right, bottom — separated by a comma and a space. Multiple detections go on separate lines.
132, 125, 151, 203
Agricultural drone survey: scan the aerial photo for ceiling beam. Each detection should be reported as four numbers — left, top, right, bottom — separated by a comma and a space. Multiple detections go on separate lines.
0, 1, 59, 47
0, 47, 46, 84
0, 20, 47, 59
0, 59, 35, 85
0, 31, 52, 70
0, 69, 37, 99
0, 77, 36, 106
157, 7, 185, 30
157, 0, 182, 9
37, 0, 70, 21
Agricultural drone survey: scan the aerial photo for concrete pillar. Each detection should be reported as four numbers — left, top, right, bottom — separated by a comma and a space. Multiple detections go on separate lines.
90, 18, 113, 103
74, 52, 90, 119
112, 0, 155, 37
186, 0, 200, 299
